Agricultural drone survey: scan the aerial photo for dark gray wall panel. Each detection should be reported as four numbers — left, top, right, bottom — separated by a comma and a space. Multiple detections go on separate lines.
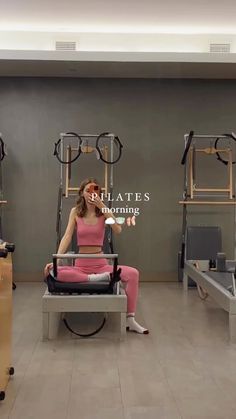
0, 77, 235, 281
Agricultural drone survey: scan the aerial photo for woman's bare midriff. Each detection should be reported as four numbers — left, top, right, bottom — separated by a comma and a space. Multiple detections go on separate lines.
79, 246, 102, 254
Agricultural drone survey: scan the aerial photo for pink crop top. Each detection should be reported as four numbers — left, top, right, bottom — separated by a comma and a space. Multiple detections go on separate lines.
76, 215, 105, 246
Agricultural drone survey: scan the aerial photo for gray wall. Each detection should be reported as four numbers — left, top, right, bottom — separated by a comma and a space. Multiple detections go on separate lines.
0, 77, 236, 281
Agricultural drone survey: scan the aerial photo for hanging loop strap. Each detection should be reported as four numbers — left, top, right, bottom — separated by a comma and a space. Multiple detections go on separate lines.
53, 131, 123, 165
214, 133, 236, 166
96, 132, 123, 164
63, 315, 107, 338
53, 132, 82, 164
0, 137, 6, 162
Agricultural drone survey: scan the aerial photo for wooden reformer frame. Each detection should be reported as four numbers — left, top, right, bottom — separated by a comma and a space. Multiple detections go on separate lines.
189, 145, 233, 200
179, 133, 236, 206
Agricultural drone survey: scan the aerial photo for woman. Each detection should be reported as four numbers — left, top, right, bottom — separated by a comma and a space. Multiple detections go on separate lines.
44, 178, 149, 334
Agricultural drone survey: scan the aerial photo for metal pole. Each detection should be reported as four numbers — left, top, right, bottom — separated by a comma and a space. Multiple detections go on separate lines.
180, 135, 189, 277
56, 133, 64, 249
108, 135, 114, 253
53, 253, 119, 259
110, 135, 114, 192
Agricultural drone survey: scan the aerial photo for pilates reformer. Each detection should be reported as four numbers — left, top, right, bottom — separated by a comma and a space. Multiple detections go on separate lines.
184, 257, 236, 342
43, 131, 126, 339
44, 253, 126, 338
43, 252, 127, 340
179, 131, 236, 341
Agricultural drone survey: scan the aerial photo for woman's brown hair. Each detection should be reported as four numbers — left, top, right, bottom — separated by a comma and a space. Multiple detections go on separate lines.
76, 178, 103, 217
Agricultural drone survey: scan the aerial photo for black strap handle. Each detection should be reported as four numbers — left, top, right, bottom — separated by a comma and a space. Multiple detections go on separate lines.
53, 132, 82, 164
0, 137, 6, 162
180, 243, 185, 269
96, 132, 123, 164
214, 133, 236, 166
181, 131, 194, 165
53, 256, 58, 278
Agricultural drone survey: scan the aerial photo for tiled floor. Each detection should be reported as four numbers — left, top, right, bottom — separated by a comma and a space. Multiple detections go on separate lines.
1, 282, 236, 419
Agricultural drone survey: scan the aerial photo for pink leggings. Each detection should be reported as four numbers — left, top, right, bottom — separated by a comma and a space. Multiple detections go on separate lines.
57, 257, 139, 313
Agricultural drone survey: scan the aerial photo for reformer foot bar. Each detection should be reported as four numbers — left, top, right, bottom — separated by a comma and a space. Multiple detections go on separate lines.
43, 253, 127, 340
184, 260, 236, 342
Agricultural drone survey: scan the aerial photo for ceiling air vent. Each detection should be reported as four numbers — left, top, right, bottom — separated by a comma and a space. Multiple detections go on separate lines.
55, 41, 77, 51
210, 43, 230, 53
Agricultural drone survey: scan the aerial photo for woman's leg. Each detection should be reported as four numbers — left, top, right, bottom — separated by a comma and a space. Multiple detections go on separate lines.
117, 266, 148, 334
117, 266, 139, 313
56, 263, 110, 283
57, 260, 149, 334
92, 263, 149, 334
57, 266, 88, 282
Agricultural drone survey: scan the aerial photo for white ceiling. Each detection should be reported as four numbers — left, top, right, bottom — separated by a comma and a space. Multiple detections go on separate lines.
1, 0, 236, 78
0, 0, 236, 33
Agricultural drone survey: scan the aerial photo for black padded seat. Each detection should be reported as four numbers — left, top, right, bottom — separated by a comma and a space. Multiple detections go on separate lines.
46, 265, 121, 295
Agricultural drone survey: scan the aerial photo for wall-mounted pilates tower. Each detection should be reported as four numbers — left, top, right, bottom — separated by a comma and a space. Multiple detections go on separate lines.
179, 131, 236, 277
53, 132, 123, 249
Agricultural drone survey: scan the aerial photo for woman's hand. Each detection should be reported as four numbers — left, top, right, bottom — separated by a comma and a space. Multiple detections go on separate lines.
44, 262, 53, 277
88, 193, 105, 210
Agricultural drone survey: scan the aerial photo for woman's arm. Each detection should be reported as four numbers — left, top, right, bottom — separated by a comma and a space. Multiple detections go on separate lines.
44, 207, 76, 276
57, 207, 77, 253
